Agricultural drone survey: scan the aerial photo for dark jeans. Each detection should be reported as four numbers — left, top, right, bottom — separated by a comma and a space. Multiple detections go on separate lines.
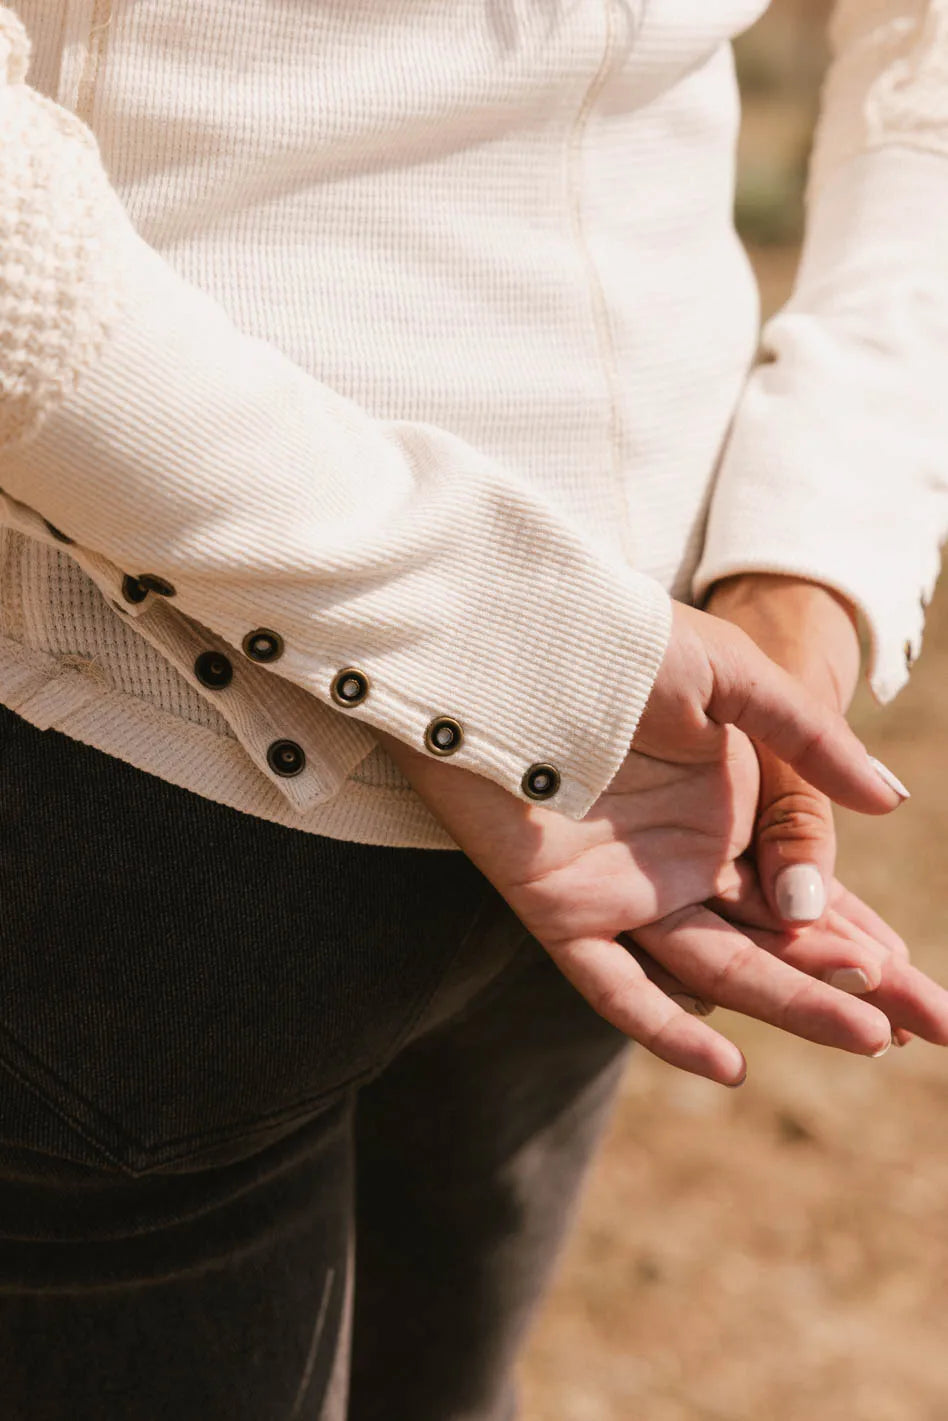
0, 702, 631, 1420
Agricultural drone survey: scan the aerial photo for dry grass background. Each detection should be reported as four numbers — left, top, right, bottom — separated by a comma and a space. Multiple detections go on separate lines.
520, 3, 948, 1417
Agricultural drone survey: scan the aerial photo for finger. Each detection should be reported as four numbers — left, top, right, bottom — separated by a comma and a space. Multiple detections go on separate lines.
705, 622, 910, 815
857, 957, 948, 1044
827, 880, 911, 960
707, 855, 781, 929
617, 933, 717, 1017
754, 742, 836, 927
752, 909, 884, 993
713, 868, 910, 967
634, 905, 893, 1057
548, 935, 745, 1085
735, 919, 948, 1044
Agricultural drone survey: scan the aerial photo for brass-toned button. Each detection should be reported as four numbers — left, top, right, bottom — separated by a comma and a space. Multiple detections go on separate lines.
266, 739, 306, 777
522, 763, 561, 801
121, 574, 149, 604
424, 717, 463, 756
137, 573, 176, 597
331, 667, 370, 707
194, 650, 233, 689
42, 518, 74, 544
242, 628, 284, 663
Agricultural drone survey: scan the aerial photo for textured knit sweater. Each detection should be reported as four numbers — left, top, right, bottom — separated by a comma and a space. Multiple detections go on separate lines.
0, 1, 946, 849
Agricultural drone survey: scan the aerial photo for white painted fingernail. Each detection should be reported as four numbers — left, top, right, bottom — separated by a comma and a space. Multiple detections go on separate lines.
826, 967, 872, 995
670, 993, 716, 1018
868, 756, 910, 800
871, 1036, 893, 1059
774, 864, 826, 922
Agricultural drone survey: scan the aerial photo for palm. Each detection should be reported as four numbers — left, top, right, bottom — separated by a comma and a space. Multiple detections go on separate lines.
501, 729, 760, 946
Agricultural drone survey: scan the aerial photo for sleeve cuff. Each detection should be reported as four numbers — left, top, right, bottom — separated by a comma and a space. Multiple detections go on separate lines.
4, 217, 673, 817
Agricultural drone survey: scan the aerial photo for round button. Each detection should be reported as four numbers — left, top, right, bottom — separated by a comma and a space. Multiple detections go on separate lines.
137, 573, 176, 597
42, 518, 74, 544
424, 717, 463, 757
121, 574, 149, 604
194, 650, 233, 689
522, 763, 561, 801
330, 667, 370, 707
266, 739, 306, 777
242, 628, 285, 663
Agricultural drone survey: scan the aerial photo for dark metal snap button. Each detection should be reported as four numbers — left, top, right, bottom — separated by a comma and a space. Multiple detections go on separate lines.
242, 628, 285, 663
194, 650, 233, 689
522, 763, 561, 801
137, 573, 176, 597
330, 667, 370, 707
121, 574, 149, 604
424, 717, 463, 757
266, 739, 306, 777
42, 518, 74, 544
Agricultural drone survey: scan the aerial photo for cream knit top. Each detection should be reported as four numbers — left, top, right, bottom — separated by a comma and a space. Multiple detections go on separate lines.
0, 0, 946, 848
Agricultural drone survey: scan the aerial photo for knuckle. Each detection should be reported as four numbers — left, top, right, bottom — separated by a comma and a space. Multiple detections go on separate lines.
588, 978, 631, 1028
757, 791, 832, 845
704, 939, 757, 1002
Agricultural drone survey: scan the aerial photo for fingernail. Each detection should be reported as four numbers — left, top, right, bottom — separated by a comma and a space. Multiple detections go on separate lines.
871, 1035, 893, 1059
670, 993, 716, 1018
726, 1068, 748, 1089
894, 1029, 914, 1048
826, 967, 872, 995
774, 863, 826, 922
868, 756, 910, 800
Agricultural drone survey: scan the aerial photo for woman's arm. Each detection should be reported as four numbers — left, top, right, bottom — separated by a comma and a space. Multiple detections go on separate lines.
0, 7, 673, 818
694, 0, 948, 707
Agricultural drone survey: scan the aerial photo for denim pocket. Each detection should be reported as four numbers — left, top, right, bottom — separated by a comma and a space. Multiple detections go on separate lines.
0, 716, 493, 1175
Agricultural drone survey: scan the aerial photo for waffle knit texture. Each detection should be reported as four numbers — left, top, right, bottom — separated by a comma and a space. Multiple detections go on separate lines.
0, 1, 946, 848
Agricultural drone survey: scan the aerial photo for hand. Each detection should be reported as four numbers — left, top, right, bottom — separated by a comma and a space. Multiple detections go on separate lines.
704, 572, 919, 1044
703, 573, 863, 923
375, 598, 925, 1087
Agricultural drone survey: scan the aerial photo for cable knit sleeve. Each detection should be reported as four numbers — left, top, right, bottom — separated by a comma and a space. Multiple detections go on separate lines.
694, 0, 948, 704
0, 7, 672, 820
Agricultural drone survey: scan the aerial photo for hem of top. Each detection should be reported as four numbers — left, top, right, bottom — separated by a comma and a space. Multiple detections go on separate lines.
0, 632, 460, 850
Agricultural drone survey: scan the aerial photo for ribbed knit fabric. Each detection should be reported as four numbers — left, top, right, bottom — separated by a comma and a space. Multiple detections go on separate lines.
0, 1, 946, 848
694, 2, 948, 689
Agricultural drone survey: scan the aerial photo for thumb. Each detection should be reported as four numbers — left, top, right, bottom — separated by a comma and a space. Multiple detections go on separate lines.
703, 617, 909, 816
754, 743, 836, 927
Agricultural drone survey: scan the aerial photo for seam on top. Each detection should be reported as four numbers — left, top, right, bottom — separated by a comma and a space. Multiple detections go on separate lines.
75, 0, 112, 125
565, 0, 635, 564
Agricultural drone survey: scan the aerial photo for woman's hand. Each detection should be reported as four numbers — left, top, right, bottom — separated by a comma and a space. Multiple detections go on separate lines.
703, 573, 864, 925
704, 571, 919, 1044
374, 597, 929, 1087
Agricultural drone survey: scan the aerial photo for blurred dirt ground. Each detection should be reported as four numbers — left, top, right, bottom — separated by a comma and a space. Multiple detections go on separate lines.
520, 4, 948, 1417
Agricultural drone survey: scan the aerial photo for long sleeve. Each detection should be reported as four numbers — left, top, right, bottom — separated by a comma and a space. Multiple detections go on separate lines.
694, 0, 948, 704
0, 7, 673, 820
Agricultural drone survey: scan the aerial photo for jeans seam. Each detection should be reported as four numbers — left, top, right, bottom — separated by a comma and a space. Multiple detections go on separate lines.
0, 1053, 128, 1172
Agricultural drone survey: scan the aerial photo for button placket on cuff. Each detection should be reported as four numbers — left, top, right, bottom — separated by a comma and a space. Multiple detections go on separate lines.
112, 600, 375, 812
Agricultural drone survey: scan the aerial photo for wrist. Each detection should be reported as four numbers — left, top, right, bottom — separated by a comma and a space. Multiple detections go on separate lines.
703, 573, 861, 711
